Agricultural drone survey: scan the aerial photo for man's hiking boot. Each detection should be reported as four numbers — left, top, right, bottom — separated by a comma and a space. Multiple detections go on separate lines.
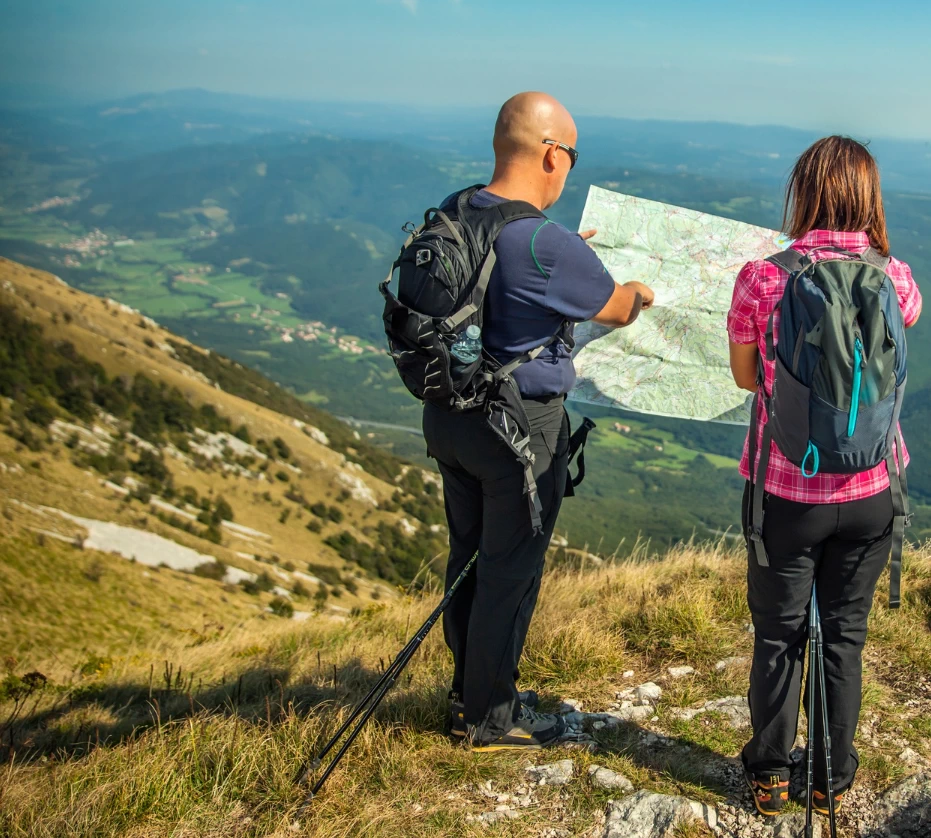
469, 706, 565, 752
448, 690, 540, 739
744, 770, 790, 816
812, 786, 847, 815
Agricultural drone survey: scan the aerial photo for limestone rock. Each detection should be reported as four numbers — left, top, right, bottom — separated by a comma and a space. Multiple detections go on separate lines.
588, 764, 635, 793
667, 665, 695, 679
865, 772, 931, 837
603, 791, 716, 838
772, 813, 821, 838
634, 682, 663, 703
714, 656, 749, 671
526, 759, 575, 786
670, 695, 751, 728
604, 705, 653, 723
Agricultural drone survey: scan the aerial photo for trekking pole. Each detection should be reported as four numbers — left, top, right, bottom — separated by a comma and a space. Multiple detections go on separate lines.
812, 587, 838, 838
805, 583, 818, 838
292, 553, 477, 821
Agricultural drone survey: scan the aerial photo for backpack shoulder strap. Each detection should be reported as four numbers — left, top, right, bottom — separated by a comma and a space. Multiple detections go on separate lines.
765, 248, 807, 275
861, 246, 892, 273
439, 187, 546, 333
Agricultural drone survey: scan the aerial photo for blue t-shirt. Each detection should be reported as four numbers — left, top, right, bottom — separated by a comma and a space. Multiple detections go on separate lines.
471, 189, 616, 397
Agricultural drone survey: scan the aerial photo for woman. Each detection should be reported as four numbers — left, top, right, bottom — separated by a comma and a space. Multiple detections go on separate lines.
727, 136, 922, 817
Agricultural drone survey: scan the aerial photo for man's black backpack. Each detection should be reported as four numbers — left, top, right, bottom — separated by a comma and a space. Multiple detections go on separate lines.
380, 185, 594, 533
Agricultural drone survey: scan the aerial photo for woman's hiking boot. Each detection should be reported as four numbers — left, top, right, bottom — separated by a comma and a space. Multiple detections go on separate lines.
811, 786, 847, 815
469, 707, 565, 752
448, 689, 540, 738
744, 769, 790, 816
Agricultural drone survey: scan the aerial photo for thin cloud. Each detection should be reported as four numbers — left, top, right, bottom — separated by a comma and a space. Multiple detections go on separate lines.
401, 0, 417, 12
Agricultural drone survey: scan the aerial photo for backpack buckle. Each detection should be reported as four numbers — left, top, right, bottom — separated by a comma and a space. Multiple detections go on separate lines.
748, 527, 764, 544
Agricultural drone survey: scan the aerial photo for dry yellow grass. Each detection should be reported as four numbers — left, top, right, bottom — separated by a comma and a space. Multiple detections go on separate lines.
2, 542, 928, 837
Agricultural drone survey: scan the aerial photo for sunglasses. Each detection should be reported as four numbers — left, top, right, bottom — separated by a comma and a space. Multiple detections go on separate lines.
542, 138, 579, 169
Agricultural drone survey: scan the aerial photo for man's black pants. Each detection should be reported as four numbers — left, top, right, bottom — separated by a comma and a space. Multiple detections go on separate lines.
741, 484, 893, 792
423, 396, 569, 741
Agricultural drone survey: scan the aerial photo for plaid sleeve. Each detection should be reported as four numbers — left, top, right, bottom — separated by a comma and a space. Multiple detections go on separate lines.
891, 259, 922, 327
727, 261, 760, 344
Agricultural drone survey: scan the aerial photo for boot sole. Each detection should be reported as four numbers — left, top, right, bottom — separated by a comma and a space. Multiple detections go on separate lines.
471, 741, 545, 752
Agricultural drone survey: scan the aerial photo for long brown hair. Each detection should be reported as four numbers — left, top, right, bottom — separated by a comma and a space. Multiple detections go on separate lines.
783, 136, 889, 256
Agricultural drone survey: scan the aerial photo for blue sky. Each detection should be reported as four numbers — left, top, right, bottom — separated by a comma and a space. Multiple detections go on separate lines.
3, 0, 930, 138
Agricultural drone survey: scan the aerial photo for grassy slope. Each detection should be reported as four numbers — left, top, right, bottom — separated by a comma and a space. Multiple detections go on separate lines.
1, 544, 929, 837
0, 256, 449, 668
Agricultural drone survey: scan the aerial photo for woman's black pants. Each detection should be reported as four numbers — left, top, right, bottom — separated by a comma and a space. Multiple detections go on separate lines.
741, 483, 893, 792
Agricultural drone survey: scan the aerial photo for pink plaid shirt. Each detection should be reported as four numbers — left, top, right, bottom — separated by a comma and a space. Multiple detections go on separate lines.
727, 230, 922, 504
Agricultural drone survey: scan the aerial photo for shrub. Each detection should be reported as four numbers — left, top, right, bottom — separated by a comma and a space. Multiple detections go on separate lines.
82, 560, 105, 583
25, 400, 56, 428
313, 584, 329, 609
193, 560, 227, 581
306, 519, 322, 534
214, 496, 233, 522
275, 470, 290, 482
327, 506, 344, 524
306, 562, 344, 587
268, 597, 294, 618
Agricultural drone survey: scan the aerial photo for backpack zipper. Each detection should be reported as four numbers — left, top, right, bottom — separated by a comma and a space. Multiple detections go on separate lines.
848, 335, 864, 437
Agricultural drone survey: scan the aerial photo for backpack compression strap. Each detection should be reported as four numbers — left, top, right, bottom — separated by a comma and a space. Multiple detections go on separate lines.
886, 431, 910, 609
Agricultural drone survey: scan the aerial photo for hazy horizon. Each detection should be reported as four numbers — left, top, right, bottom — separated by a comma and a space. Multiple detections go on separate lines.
3, 1, 931, 141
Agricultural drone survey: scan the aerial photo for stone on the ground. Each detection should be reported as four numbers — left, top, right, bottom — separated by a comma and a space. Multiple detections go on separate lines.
771, 813, 821, 838
623, 670, 635, 678
562, 711, 586, 728
604, 705, 654, 723
526, 759, 575, 786
634, 682, 663, 703
703, 695, 751, 727
474, 807, 520, 825
588, 764, 635, 793
670, 695, 750, 728
898, 746, 922, 766
865, 772, 931, 837
714, 656, 749, 671
603, 791, 717, 838
667, 665, 695, 679
559, 698, 583, 713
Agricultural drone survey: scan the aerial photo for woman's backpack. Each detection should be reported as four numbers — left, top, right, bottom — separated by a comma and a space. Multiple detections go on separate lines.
747, 247, 910, 607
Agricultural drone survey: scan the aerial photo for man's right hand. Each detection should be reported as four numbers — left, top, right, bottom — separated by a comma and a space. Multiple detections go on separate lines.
624, 281, 654, 310
591, 280, 655, 328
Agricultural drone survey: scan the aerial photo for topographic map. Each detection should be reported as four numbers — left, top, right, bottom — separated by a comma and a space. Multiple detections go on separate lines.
570, 186, 789, 423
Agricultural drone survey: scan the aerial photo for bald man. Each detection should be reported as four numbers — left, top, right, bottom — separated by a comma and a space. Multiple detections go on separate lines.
423, 92, 654, 751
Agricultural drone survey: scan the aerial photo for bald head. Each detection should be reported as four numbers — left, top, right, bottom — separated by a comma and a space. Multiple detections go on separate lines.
493, 92, 576, 161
